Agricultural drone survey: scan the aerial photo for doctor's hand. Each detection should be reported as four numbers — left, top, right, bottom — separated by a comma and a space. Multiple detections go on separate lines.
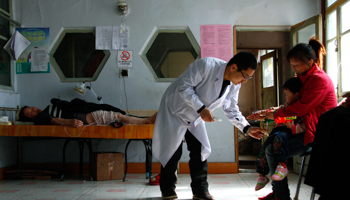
200, 108, 214, 122
247, 127, 268, 140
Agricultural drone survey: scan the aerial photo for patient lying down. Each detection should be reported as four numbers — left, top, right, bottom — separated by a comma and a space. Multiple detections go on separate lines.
18, 98, 157, 128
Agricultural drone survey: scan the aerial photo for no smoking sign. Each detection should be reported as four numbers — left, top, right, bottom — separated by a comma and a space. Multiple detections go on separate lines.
117, 50, 133, 68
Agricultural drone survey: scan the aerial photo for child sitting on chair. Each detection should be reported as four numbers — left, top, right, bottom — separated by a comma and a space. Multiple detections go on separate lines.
247, 77, 306, 191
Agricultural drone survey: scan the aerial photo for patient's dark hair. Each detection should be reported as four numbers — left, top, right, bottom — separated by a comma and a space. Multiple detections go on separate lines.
227, 51, 257, 71
283, 77, 302, 94
18, 106, 33, 122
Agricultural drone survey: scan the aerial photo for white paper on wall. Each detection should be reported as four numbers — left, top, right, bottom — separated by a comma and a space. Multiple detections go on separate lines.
112, 25, 130, 50
30, 48, 48, 71
3, 31, 31, 61
96, 26, 113, 50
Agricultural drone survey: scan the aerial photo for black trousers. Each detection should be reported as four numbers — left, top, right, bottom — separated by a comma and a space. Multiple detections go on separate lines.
160, 129, 208, 195
305, 105, 350, 198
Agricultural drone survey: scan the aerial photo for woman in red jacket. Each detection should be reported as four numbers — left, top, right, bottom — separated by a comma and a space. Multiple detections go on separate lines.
255, 38, 337, 200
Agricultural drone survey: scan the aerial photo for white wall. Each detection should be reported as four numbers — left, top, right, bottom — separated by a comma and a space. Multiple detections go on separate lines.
1, 0, 320, 166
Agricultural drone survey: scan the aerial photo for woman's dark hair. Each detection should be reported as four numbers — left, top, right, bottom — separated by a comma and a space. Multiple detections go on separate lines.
287, 37, 326, 69
227, 51, 257, 71
283, 77, 302, 94
18, 106, 33, 122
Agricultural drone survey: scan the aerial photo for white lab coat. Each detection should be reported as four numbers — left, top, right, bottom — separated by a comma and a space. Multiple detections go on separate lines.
152, 57, 250, 167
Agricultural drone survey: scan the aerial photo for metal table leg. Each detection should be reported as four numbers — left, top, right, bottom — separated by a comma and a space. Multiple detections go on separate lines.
123, 139, 133, 182
62, 138, 93, 181
61, 139, 71, 180
142, 139, 152, 180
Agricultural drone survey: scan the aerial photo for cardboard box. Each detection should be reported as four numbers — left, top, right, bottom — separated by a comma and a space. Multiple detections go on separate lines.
92, 152, 124, 181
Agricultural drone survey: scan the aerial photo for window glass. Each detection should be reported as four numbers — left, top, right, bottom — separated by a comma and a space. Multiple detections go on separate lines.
341, 33, 350, 92
0, 15, 10, 39
259, 50, 266, 57
327, 0, 338, 8
297, 24, 315, 44
0, 39, 11, 86
341, 1, 350, 33
0, 0, 10, 39
262, 57, 274, 88
0, 0, 11, 89
52, 32, 107, 80
0, 0, 9, 13
326, 11, 337, 40
326, 40, 338, 92
160, 52, 195, 78
145, 32, 198, 79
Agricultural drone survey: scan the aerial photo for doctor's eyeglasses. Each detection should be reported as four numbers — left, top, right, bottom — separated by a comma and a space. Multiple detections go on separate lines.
240, 71, 253, 80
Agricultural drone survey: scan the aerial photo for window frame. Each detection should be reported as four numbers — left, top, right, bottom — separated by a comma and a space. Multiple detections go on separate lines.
139, 26, 201, 82
325, 0, 350, 97
49, 27, 111, 82
0, 0, 18, 92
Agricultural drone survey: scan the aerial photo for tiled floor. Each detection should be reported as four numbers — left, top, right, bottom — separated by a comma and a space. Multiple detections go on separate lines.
0, 172, 318, 200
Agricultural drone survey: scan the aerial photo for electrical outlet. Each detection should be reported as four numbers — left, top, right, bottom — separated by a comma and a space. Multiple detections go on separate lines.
120, 69, 129, 77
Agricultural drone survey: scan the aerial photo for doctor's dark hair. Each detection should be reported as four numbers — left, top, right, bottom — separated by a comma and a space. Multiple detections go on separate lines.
283, 77, 302, 94
227, 51, 257, 71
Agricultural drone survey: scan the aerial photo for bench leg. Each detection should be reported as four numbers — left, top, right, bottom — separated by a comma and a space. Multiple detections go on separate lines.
77, 140, 85, 179
61, 139, 71, 181
123, 139, 132, 182
142, 139, 152, 180
85, 139, 93, 181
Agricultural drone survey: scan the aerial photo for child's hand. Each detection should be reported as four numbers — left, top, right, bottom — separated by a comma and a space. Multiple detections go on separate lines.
247, 113, 265, 121
284, 121, 294, 129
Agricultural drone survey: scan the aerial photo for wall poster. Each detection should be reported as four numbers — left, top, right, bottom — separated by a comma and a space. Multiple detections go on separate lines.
15, 28, 50, 74
200, 24, 232, 62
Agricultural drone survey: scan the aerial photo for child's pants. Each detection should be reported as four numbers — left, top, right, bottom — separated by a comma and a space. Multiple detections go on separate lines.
255, 126, 292, 175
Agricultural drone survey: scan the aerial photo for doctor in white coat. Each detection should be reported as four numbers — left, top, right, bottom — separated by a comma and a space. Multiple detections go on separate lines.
153, 52, 266, 200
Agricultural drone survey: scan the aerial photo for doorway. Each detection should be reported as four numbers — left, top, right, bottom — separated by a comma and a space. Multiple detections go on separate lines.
236, 48, 280, 171
233, 29, 291, 171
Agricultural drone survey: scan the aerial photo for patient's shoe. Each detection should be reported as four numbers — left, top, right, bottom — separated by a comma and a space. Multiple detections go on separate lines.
255, 174, 270, 191
271, 163, 289, 181
109, 121, 123, 128
149, 173, 160, 185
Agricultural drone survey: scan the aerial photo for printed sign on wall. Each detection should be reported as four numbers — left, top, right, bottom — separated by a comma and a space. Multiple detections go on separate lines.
117, 50, 133, 68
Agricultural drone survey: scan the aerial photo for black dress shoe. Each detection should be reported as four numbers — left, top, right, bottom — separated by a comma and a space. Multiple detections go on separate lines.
193, 191, 215, 200
162, 190, 178, 199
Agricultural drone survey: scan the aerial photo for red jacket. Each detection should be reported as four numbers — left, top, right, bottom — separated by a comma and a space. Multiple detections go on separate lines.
274, 64, 337, 145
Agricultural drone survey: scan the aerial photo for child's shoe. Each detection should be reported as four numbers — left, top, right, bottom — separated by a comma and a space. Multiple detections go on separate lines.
255, 174, 270, 191
271, 163, 289, 181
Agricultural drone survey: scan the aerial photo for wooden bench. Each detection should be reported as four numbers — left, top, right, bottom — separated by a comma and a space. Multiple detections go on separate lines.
0, 108, 156, 181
